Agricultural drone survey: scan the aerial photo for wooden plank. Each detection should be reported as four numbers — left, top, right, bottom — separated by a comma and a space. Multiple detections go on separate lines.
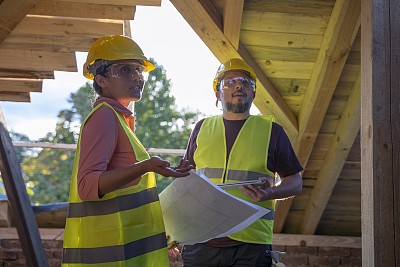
0, 199, 10, 227
170, 0, 299, 143
0, 48, 77, 72
223, 0, 244, 49
0, 0, 39, 44
240, 30, 323, 49
0, 228, 361, 249
214, 0, 336, 16
0, 78, 42, 93
56, 0, 161, 6
0, 228, 64, 240
30, 0, 136, 19
273, 233, 361, 248
241, 10, 329, 35
246, 46, 319, 62
269, 78, 309, 96
243, 0, 335, 16
273, 0, 361, 233
391, 3, 400, 264
0, 92, 30, 102
0, 69, 54, 79
299, 71, 361, 234
0, 107, 48, 266
256, 60, 314, 79
12, 15, 124, 37
361, 0, 399, 265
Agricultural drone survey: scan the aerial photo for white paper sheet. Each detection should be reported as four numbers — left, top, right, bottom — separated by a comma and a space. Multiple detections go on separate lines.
159, 170, 270, 245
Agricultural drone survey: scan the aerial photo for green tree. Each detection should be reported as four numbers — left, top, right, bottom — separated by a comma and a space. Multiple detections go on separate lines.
21, 83, 93, 204
135, 60, 200, 192
19, 60, 200, 203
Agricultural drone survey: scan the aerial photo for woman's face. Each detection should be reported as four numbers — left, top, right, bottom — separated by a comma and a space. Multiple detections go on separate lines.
97, 59, 146, 107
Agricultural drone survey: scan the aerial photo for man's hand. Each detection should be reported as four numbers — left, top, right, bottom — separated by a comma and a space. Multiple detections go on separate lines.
239, 177, 272, 202
146, 157, 192, 178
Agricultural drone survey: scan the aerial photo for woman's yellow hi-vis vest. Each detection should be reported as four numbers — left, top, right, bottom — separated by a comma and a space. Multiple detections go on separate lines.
62, 103, 169, 267
194, 115, 275, 244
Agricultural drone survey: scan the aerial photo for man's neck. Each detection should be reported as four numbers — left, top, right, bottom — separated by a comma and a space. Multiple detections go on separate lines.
222, 111, 250, 120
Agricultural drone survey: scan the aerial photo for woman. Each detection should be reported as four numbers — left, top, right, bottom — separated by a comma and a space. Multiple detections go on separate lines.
62, 35, 191, 266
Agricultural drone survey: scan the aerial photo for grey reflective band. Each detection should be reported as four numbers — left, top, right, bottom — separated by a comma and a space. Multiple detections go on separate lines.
227, 170, 273, 182
197, 168, 273, 182
68, 187, 159, 218
260, 210, 274, 220
197, 167, 223, 178
62, 232, 167, 264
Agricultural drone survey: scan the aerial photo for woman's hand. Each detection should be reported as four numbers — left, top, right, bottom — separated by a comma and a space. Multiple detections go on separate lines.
146, 157, 192, 178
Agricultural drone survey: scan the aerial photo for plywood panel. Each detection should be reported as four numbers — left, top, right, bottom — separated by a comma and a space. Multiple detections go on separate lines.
30, 0, 136, 19
242, 10, 329, 35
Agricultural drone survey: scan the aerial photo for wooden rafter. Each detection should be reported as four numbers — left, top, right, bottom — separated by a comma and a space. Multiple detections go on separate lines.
223, 0, 244, 50
299, 70, 361, 234
273, 0, 361, 233
0, 0, 39, 44
170, 0, 298, 141
29, 0, 137, 20
0, 107, 48, 266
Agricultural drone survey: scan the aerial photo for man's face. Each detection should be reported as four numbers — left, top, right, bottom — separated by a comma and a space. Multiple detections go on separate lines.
216, 71, 255, 114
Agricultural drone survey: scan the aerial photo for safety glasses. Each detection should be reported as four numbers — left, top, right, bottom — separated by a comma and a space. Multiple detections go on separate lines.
106, 62, 149, 81
220, 77, 256, 91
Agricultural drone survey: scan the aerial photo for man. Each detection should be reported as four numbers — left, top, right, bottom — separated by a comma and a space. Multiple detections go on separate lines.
181, 58, 303, 267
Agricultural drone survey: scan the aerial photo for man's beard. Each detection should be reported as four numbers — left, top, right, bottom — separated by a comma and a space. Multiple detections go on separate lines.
223, 100, 252, 113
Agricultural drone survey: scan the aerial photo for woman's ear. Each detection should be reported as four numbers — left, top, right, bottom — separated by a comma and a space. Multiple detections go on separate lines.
95, 74, 108, 88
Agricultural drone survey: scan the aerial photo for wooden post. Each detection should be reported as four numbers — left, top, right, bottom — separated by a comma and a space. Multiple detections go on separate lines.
0, 106, 48, 267
361, 0, 400, 266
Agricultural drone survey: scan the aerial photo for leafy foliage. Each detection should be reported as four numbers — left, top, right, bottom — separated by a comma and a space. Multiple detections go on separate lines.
13, 60, 199, 203
135, 60, 200, 192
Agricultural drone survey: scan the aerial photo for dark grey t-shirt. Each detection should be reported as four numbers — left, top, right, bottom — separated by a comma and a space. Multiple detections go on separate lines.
184, 118, 303, 178
183, 117, 303, 247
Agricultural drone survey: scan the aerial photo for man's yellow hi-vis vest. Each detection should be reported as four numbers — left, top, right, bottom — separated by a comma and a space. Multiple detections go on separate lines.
194, 115, 275, 244
62, 103, 169, 267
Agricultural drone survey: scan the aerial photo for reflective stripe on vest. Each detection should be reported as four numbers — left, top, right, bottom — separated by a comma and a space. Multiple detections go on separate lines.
62, 103, 169, 266
194, 115, 275, 244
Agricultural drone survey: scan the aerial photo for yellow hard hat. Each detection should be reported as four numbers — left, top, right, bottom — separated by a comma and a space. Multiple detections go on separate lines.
213, 58, 257, 92
83, 35, 155, 80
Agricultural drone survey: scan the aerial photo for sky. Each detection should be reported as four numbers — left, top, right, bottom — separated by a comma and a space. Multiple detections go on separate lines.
0, 0, 259, 140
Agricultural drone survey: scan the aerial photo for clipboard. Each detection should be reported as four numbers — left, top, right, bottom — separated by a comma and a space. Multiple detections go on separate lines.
217, 180, 266, 190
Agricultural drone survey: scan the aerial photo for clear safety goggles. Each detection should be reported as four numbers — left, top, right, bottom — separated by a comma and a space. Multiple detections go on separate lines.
220, 77, 256, 91
106, 62, 149, 81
